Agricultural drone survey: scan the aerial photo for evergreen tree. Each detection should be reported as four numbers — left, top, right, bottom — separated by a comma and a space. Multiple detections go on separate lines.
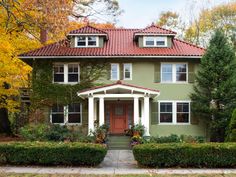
190, 29, 236, 142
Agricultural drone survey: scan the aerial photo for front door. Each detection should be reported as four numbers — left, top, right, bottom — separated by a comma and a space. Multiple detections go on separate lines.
110, 103, 129, 134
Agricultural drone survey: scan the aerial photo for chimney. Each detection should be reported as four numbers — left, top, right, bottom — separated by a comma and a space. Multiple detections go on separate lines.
40, 28, 47, 45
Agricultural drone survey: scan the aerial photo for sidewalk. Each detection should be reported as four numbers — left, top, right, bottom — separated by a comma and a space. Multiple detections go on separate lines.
0, 150, 236, 175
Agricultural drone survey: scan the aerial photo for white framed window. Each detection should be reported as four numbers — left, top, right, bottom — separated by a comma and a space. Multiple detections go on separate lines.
123, 63, 132, 80
160, 102, 173, 123
53, 63, 80, 84
53, 64, 64, 83
161, 63, 188, 83
143, 36, 167, 47
111, 63, 119, 80
51, 103, 82, 125
75, 36, 99, 47
159, 101, 190, 124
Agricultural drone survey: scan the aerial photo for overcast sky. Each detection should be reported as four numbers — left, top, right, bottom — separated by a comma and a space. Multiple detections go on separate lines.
113, 0, 233, 28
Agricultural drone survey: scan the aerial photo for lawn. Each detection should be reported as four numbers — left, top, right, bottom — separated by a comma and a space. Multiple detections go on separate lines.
2, 174, 236, 177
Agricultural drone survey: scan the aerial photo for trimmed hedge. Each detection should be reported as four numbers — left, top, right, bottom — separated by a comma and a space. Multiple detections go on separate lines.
0, 142, 107, 166
133, 143, 236, 168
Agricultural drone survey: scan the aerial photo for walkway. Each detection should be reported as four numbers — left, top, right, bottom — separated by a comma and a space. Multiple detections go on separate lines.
1, 150, 236, 175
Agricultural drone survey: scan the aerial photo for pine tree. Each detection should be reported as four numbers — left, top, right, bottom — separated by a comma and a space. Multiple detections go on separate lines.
191, 29, 236, 142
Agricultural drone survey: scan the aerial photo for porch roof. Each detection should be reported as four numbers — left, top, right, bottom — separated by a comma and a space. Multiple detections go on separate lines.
77, 81, 160, 98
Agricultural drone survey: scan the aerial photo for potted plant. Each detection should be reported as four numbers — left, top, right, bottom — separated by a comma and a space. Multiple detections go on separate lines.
132, 124, 145, 136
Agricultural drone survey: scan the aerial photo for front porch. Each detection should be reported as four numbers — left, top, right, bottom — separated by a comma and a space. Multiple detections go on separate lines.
78, 81, 160, 136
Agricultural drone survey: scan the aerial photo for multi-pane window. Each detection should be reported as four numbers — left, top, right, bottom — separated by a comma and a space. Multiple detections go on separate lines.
161, 63, 188, 83
68, 64, 79, 82
51, 105, 64, 123
76, 36, 98, 47
177, 103, 190, 123
77, 36, 86, 46
145, 37, 155, 46
144, 36, 167, 47
88, 36, 97, 46
161, 64, 173, 82
53, 64, 64, 82
53, 63, 80, 84
159, 101, 190, 124
124, 63, 132, 80
176, 64, 187, 82
160, 103, 173, 123
111, 63, 119, 80
68, 103, 82, 123
51, 103, 82, 124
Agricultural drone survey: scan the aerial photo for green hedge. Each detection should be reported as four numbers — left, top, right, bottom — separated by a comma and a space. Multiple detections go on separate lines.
0, 142, 107, 166
133, 143, 236, 168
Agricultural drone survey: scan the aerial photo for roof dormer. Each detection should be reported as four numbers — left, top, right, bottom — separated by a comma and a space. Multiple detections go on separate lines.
68, 25, 108, 48
134, 23, 176, 48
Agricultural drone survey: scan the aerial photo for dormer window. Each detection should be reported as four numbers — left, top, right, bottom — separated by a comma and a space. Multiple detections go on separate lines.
143, 36, 167, 47
75, 36, 99, 47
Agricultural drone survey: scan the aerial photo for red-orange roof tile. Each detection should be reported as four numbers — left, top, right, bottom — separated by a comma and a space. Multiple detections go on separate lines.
20, 26, 205, 57
134, 24, 176, 35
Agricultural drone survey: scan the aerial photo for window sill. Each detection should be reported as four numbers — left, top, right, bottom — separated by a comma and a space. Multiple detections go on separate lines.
158, 123, 190, 125
51, 123, 82, 126
53, 82, 80, 85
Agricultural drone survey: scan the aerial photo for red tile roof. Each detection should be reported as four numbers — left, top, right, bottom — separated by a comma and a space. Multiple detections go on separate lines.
20, 25, 205, 58
69, 25, 108, 35
134, 24, 177, 35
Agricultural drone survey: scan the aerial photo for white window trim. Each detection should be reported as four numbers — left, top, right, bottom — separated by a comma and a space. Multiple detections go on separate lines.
123, 63, 132, 80
110, 63, 120, 80
160, 63, 188, 83
158, 100, 191, 125
53, 64, 65, 84
50, 104, 83, 125
53, 63, 80, 84
75, 36, 99, 48
143, 36, 168, 47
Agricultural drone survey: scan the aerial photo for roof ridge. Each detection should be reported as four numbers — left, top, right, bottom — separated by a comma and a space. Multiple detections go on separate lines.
135, 24, 177, 34
174, 38, 205, 50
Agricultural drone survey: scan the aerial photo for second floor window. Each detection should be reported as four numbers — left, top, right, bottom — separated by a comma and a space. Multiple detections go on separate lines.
124, 63, 132, 80
53, 64, 64, 83
111, 63, 119, 80
53, 63, 80, 84
161, 63, 188, 83
76, 36, 98, 47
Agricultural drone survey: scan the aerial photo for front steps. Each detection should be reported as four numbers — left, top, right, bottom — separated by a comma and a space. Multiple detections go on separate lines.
107, 135, 131, 150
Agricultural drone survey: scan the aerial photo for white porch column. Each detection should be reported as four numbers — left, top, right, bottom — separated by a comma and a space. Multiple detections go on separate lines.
141, 98, 144, 125
88, 96, 94, 135
144, 96, 150, 136
99, 97, 105, 126
133, 97, 139, 125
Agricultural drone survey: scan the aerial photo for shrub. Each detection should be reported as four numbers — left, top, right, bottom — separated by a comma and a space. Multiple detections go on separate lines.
0, 142, 107, 166
45, 125, 70, 141
92, 124, 109, 144
150, 134, 181, 143
226, 109, 236, 142
19, 124, 48, 141
20, 124, 95, 143
133, 143, 236, 168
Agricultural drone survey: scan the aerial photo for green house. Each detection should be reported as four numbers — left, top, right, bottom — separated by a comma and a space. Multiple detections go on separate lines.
19, 24, 207, 138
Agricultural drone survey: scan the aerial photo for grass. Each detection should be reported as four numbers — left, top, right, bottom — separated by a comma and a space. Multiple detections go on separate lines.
1, 174, 236, 177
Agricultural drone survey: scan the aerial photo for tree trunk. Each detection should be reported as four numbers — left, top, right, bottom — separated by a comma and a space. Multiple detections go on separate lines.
0, 108, 11, 135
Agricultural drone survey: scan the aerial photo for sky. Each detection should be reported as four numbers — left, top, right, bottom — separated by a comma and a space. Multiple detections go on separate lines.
112, 0, 233, 28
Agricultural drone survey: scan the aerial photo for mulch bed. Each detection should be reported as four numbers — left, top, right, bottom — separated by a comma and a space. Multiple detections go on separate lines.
0, 134, 23, 142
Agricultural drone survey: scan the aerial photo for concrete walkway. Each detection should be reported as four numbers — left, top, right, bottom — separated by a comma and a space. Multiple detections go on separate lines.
1, 150, 236, 175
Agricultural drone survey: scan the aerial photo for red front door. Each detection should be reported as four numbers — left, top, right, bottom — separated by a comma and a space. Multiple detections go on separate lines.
110, 103, 129, 134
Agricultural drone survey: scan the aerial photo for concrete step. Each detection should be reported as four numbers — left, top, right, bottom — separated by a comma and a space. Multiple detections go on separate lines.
107, 136, 131, 150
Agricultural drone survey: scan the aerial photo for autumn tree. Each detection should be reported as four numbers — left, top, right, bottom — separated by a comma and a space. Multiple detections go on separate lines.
190, 29, 236, 142
184, 2, 236, 47
0, 0, 120, 133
